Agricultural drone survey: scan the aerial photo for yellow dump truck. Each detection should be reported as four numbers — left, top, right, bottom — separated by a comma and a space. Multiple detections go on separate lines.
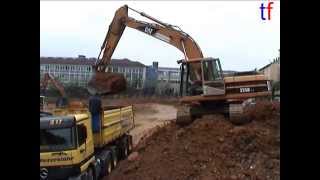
40, 105, 135, 180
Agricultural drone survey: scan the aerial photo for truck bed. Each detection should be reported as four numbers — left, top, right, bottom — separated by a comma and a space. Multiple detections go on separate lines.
93, 105, 134, 148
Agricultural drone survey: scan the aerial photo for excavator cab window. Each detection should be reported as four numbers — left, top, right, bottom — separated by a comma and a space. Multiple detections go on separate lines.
180, 62, 203, 96
201, 58, 225, 96
202, 59, 223, 81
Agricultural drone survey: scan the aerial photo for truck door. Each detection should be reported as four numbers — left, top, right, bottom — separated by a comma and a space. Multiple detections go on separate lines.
77, 123, 89, 161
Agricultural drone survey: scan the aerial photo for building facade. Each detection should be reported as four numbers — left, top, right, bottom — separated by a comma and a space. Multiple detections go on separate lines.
144, 62, 159, 92
40, 56, 146, 89
259, 53, 280, 83
144, 61, 181, 95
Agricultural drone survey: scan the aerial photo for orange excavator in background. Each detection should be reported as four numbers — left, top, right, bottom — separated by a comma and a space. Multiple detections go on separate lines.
40, 73, 68, 108
88, 5, 272, 125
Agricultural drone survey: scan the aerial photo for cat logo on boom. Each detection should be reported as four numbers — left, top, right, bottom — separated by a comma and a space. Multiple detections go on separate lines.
144, 26, 155, 35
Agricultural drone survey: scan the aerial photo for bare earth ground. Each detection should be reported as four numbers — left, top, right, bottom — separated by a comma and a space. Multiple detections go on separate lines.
108, 100, 280, 180
130, 103, 177, 146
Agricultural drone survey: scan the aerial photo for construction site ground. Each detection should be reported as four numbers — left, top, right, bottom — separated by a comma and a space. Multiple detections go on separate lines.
107, 100, 280, 180
46, 98, 280, 180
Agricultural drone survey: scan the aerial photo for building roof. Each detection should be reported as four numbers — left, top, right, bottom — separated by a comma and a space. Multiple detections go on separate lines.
223, 70, 237, 74
40, 57, 146, 67
110, 58, 145, 67
259, 62, 272, 71
158, 67, 180, 71
259, 57, 280, 71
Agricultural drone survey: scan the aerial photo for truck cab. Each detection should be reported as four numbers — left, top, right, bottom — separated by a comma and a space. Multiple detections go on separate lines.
40, 114, 95, 180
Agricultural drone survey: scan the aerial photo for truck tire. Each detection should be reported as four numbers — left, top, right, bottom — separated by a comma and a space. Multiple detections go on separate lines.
119, 137, 129, 160
127, 135, 133, 153
99, 151, 112, 178
105, 155, 113, 175
87, 167, 94, 180
123, 142, 129, 158
110, 146, 118, 169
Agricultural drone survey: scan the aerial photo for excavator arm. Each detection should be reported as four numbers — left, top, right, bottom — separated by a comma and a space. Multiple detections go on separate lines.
94, 5, 203, 81
40, 73, 66, 97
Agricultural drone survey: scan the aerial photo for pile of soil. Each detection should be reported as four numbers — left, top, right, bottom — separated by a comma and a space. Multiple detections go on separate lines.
87, 72, 126, 95
108, 100, 280, 180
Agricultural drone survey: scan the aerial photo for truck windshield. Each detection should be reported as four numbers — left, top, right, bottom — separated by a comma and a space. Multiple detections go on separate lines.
40, 127, 75, 152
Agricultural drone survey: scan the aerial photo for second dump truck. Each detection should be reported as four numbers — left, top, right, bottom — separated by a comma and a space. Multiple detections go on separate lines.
40, 105, 134, 180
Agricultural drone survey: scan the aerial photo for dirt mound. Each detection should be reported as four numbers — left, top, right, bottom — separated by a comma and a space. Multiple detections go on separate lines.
87, 72, 126, 95
108, 100, 280, 180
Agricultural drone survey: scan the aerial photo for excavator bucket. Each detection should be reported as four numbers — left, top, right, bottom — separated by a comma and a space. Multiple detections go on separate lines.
87, 72, 127, 95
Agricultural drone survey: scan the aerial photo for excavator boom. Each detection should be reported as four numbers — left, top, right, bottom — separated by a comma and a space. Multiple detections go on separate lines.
96, 5, 204, 69
89, 5, 205, 95
40, 73, 66, 97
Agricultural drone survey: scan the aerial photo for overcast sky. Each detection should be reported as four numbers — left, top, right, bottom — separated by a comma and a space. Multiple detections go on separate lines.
40, 1, 280, 71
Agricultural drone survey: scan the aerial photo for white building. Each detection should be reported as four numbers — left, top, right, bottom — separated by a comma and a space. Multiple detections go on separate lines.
40, 56, 146, 89
157, 67, 181, 95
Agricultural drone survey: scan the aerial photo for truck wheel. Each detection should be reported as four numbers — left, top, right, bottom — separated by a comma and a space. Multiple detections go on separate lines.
106, 156, 113, 175
127, 135, 133, 153
110, 146, 118, 169
124, 143, 128, 157
120, 137, 129, 159
106, 159, 112, 175
87, 167, 94, 180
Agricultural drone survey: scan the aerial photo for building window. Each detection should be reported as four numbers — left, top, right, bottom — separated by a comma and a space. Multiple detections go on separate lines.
113, 67, 118, 73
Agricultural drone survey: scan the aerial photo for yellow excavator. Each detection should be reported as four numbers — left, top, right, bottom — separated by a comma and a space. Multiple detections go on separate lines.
40, 73, 68, 108
88, 5, 272, 125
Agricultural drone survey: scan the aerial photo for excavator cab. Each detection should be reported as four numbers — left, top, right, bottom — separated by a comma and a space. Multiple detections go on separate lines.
179, 58, 225, 97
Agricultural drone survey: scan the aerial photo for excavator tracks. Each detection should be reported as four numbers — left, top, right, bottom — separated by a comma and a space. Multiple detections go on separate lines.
175, 102, 253, 126
228, 103, 251, 125
176, 105, 194, 126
